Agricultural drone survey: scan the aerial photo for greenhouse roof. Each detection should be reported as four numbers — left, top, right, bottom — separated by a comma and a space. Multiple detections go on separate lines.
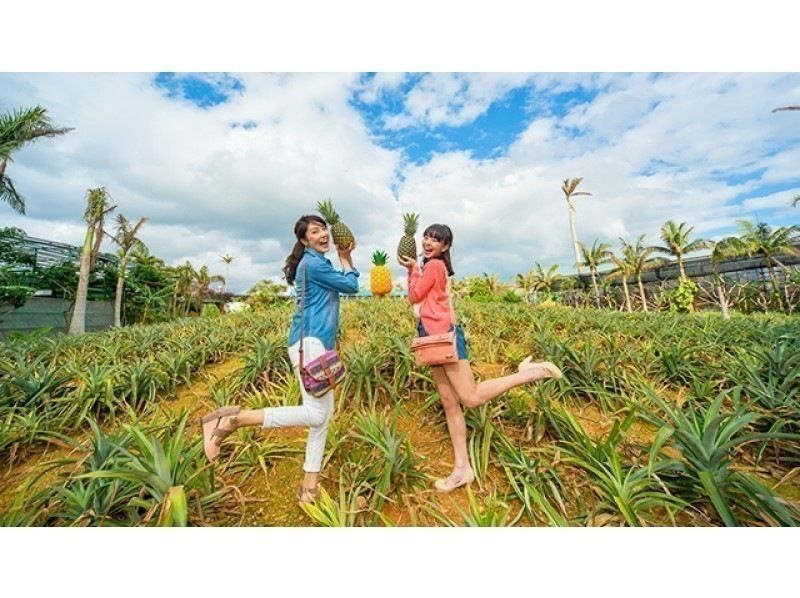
1, 234, 119, 272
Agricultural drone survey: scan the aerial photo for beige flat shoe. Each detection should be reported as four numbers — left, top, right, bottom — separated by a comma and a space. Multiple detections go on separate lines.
537, 361, 564, 380
434, 470, 475, 493
519, 356, 563, 380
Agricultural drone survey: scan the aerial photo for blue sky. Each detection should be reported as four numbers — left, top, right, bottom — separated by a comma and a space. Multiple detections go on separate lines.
353, 75, 536, 163
2, 72, 799, 291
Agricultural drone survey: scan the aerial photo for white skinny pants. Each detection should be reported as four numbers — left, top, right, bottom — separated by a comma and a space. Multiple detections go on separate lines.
261, 337, 334, 473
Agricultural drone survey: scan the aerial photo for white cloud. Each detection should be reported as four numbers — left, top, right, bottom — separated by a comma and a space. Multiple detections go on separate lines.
383, 73, 534, 129
2, 72, 799, 292
356, 72, 408, 104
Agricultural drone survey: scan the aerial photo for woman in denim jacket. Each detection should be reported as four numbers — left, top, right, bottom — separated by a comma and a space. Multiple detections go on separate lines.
200, 214, 359, 504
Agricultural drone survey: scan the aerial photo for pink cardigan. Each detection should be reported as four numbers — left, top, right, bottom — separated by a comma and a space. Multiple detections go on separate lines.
408, 259, 452, 334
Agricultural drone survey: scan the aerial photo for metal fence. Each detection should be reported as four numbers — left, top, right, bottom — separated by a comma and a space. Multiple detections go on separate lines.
0, 297, 114, 339
568, 243, 800, 289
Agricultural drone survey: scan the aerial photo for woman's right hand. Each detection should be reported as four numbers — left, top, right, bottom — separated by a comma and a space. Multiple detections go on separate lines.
397, 255, 416, 271
337, 241, 356, 269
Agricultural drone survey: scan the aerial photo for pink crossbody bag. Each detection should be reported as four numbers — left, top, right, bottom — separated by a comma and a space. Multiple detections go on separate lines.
298, 263, 346, 397
410, 276, 459, 367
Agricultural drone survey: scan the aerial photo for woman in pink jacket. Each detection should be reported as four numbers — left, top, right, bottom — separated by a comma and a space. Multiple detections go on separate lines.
398, 224, 563, 493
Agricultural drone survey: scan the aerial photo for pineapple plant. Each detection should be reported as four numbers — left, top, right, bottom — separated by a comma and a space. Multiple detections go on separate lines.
370, 250, 393, 297
397, 213, 419, 261
317, 199, 355, 249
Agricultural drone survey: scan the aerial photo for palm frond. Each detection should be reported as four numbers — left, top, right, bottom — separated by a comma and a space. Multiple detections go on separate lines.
1, 173, 25, 214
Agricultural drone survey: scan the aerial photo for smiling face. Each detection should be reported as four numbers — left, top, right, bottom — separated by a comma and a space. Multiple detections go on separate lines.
422, 233, 449, 259
302, 221, 330, 253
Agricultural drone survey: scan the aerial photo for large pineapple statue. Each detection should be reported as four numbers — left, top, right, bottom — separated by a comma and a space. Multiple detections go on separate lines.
370, 250, 392, 297
317, 199, 355, 249
397, 212, 419, 261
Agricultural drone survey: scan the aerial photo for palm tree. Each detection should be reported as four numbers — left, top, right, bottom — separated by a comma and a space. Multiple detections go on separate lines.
189, 265, 225, 313
607, 242, 637, 313
220, 253, 235, 293
129, 245, 164, 269
109, 214, 149, 327
626, 235, 665, 312
481, 272, 503, 294
68, 188, 116, 335
650, 220, 710, 280
735, 219, 800, 309
532, 263, 562, 296
561, 178, 592, 273
1, 106, 72, 214
577, 239, 613, 308
171, 261, 197, 316
515, 271, 537, 303
708, 236, 746, 320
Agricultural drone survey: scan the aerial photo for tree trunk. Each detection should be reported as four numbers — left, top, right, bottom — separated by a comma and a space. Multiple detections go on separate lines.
591, 269, 600, 308
637, 276, 648, 312
567, 203, 582, 274
622, 277, 632, 312
716, 279, 730, 319
765, 256, 784, 311
68, 230, 94, 335
114, 257, 126, 327
678, 256, 686, 280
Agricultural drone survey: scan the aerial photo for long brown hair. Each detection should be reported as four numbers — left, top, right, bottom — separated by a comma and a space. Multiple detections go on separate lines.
421, 224, 455, 277
283, 214, 328, 285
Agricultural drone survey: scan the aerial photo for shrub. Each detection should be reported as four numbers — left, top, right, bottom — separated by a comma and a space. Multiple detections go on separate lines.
201, 303, 221, 318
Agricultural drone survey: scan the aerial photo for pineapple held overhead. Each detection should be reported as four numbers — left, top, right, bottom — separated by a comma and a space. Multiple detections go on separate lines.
370, 250, 393, 297
397, 212, 419, 261
317, 199, 355, 249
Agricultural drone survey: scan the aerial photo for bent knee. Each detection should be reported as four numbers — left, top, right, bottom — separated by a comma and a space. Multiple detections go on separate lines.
307, 406, 332, 429
461, 394, 481, 409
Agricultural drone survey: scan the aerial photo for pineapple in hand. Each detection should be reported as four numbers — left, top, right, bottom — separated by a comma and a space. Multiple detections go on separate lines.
317, 199, 355, 249
397, 213, 419, 261
370, 250, 393, 297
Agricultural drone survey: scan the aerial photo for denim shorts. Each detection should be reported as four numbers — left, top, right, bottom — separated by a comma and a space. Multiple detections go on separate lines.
416, 321, 469, 361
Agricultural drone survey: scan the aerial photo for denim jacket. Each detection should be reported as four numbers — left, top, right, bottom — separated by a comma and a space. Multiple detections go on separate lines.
287, 248, 360, 350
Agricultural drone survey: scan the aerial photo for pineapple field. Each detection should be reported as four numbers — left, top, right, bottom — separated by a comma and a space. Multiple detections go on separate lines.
1, 299, 799, 527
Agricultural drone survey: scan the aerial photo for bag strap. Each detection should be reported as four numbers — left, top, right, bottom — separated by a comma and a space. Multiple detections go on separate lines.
446, 274, 456, 326
299, 260, 308, 371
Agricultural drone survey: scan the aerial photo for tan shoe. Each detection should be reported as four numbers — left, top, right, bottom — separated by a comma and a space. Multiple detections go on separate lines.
200, 406, 241, 462
434, 470, 475, 493
297, 484, 320, 505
